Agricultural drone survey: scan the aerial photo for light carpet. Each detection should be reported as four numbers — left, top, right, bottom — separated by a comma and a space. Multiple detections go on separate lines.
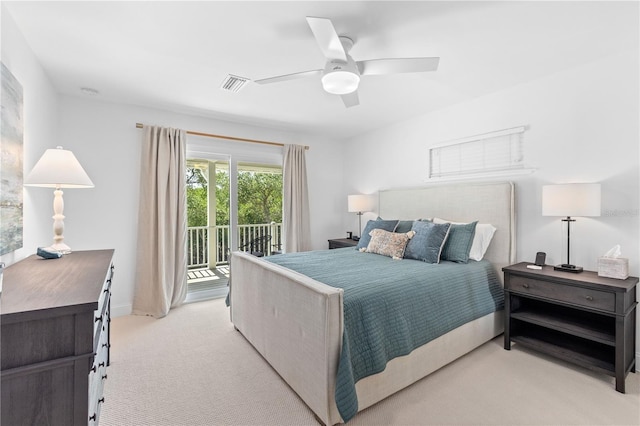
101, 298, 639, 426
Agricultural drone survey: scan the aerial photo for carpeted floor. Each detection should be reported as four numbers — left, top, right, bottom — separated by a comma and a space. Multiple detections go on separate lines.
101, 298, 639, 426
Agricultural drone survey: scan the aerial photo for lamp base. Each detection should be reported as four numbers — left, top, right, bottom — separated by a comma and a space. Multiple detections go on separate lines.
554, 264, 583, 273
48, 242, 72, 255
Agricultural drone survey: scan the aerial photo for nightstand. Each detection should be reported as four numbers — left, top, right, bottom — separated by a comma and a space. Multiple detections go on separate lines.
328, 238, 358, 249
503, 262, 637, 393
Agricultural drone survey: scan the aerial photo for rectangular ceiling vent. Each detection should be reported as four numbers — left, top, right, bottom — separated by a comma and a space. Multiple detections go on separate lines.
221, 74, 250, 93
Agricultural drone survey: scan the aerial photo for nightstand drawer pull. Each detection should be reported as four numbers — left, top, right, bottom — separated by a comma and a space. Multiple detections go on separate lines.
585, 295, 594, 301
522, 283, 529, 289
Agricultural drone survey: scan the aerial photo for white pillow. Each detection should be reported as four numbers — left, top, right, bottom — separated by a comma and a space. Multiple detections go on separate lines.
433, 217, 496, 261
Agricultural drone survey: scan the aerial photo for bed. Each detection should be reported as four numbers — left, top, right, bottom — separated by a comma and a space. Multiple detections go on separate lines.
229, 181, 516, 425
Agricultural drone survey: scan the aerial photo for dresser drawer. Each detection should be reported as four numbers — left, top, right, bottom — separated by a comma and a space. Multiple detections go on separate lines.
507, 275, 615, 312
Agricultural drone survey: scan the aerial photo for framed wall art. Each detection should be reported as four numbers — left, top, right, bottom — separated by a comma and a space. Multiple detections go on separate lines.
1, 62, 24, 255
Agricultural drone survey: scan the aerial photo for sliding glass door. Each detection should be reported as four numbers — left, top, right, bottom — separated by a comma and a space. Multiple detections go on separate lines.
185, 154, 283, 298
236, 163, 283, 256
185, 156, 231, 298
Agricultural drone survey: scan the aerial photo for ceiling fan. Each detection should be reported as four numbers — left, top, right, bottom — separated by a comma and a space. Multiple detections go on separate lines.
254, 16, 440, 108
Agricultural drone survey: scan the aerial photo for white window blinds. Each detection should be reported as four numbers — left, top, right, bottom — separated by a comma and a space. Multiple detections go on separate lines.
429, 126, 526, 179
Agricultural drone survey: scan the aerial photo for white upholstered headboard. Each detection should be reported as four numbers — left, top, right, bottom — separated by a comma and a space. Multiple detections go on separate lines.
379, 181, 516, 281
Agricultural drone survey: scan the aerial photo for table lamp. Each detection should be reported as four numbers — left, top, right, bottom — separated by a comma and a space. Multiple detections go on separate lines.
24, 146, 94, 254
542, 183, 601, 272
348, 194, 375, 238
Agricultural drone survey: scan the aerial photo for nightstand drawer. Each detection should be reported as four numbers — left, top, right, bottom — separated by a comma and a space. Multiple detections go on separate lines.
508, 275, 615, 312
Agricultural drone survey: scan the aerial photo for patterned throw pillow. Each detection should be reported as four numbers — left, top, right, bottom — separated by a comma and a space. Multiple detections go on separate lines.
361, 229, 415, 260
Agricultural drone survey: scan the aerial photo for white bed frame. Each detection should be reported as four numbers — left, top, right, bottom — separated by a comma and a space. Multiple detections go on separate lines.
229, 181, 515, 425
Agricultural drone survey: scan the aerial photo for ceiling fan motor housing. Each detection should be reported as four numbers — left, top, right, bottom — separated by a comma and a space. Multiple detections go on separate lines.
321, 56, 360, 95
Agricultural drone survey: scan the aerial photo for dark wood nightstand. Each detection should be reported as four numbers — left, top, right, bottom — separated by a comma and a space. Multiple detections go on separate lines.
328, 238, 358, 249
503, 262, 637, 393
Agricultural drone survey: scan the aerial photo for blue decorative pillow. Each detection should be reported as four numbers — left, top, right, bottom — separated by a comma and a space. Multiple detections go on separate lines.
403, 221, 451, 263
356, 219, 399, 250
441, 221, 478, 263
394, 220, 414, 233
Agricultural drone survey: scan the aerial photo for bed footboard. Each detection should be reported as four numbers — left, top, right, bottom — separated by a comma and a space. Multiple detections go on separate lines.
230, 251, 344, 425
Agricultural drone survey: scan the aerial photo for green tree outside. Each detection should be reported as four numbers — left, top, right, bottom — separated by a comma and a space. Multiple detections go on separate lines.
186, 164, 282, 227
186, 167, 208, 227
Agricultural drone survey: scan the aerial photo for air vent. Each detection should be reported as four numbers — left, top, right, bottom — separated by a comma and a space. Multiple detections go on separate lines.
221, 74, 250, 92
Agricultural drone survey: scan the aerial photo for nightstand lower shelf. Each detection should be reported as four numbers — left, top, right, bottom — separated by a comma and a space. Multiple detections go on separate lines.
511, 299, 615, 345
511, 326, 615, 375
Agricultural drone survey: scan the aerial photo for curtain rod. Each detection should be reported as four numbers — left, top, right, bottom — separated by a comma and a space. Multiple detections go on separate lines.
135, 123, 309, 150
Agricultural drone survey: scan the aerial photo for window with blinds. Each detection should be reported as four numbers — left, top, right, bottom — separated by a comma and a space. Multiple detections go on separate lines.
429, 126, 526, 179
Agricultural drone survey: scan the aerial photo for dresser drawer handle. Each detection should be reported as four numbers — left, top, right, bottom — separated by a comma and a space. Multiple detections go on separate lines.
98, 397, 105, 404
102, 374, 108, 380
585, 295, 594, 301
95, 315, 102, 323
522, 283, 530, 289
102, 342, 111, 349
91, 365, 97, 373
99, 362, 105, 367
89, 413, 97, 421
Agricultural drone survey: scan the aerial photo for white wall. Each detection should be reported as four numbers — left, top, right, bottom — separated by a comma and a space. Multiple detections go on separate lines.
3, 3, 344, 316
56, 97, 344, 316
0, 5, 60, 266
342, 48, 639, 354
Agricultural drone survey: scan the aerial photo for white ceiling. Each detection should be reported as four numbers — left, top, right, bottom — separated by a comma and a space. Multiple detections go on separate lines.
5, 1, 638, 140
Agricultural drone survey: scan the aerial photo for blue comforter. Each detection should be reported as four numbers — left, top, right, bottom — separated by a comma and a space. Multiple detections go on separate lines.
265, 248, 503, 422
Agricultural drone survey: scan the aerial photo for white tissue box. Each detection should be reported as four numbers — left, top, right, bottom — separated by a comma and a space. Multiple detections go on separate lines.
597, 257, 629, 280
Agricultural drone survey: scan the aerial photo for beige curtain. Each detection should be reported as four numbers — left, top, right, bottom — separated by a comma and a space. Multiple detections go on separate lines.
283, 144, 311, 253
132, 125, 187, 318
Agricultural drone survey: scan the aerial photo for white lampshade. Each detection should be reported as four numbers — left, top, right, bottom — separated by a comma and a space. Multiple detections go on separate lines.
24, 146, 94, 188
542, 183, 601, 217
348, 194, 375, 213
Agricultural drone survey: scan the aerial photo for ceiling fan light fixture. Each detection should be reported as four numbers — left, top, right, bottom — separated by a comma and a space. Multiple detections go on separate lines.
322, 69, 360, 95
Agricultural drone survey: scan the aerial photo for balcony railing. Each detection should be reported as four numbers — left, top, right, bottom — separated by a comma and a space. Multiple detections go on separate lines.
187, 223, 282, 269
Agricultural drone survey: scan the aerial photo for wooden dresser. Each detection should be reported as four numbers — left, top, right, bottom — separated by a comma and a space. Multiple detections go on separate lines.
1, 249, 114, 425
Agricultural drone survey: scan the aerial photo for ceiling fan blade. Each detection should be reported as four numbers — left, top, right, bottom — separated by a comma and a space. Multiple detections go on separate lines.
306, 16, 347, 61
358, 57, 440, 75
254, 69, 322, 85
341, 91, 359, 108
